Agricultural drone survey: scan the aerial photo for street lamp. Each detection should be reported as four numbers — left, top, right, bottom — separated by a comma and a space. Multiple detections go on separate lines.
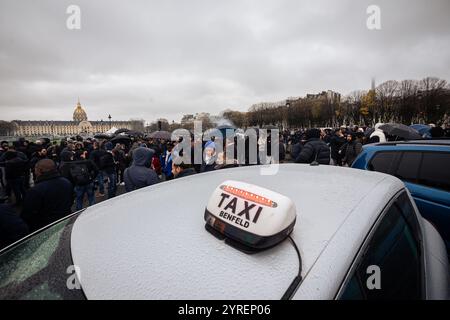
285, 102, 291, 129
108, 114, 112, 129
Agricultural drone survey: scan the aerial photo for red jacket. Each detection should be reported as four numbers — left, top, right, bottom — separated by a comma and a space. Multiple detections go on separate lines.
152, 155, 162, 175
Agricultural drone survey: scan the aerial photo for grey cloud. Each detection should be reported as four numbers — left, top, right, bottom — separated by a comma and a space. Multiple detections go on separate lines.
0, 0, 449, 122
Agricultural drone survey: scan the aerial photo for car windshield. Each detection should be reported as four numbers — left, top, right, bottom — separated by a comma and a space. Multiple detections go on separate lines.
0, 214, 85, 300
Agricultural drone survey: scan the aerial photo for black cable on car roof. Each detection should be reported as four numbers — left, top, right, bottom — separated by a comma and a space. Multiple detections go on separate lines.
281, 235, 303, 300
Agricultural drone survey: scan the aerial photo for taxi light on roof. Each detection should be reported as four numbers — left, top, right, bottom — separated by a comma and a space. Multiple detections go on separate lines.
205, 180, 297, 253
221, 185, 277, 208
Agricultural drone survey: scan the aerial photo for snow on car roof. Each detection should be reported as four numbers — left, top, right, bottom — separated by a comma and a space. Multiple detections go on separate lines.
70, 164, 403, 299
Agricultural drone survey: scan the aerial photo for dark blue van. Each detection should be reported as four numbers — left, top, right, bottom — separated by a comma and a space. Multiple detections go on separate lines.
352, 140, 450, 253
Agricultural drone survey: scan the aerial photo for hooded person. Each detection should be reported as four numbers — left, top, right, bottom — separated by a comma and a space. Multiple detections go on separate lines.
124, 147, 159, 192
201, 140, 217, 173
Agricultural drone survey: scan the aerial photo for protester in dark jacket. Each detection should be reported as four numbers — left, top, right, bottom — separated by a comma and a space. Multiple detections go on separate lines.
30, 147, 48, 181
47, 142, 61, 164
340, 133, 363, 167
172, 162, 197, 179
329, 129, 346, 166
0, 142, 8, 198
21, 159, 73, 232
0, 149, 28, 204
0, 204, 29, 250
294, 129, 330, 165
124, 147, 159, 192
290, 141, 302, 161
279, 139, 286, 162
89, 141, 106, 196
59, 152, 99, 210
100, 142, 117, 198
113, 144, 127, 184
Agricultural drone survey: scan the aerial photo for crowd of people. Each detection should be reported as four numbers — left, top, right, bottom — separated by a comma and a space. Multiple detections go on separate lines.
0, 123, 448, 249
287, 126, 366, 167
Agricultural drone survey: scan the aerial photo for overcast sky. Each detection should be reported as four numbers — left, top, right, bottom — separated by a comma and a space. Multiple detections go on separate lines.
0, 0, 449, 123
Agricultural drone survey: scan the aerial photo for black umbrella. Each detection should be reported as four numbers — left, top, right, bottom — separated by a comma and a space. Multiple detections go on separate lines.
149, 131, 171, 140
94, 133, 112, 140
114, 128, 130, 135
126, 130, 144, 137
379, 123, 421, 140
110, 135, 132, 145
38, 137, 51, 145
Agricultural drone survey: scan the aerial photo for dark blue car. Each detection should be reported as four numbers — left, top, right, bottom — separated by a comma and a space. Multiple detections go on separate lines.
352, 140, 450, 253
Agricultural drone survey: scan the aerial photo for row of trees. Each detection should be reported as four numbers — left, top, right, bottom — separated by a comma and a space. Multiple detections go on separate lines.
0, 121, 16, 136
223, 77, 450, 128
144, 115, 215, 133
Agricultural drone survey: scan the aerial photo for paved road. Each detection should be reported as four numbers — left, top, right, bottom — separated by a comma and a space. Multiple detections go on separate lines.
71, 183, 127, 212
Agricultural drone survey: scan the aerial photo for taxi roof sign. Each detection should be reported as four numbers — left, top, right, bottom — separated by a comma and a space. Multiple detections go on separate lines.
204, 180, 297, 252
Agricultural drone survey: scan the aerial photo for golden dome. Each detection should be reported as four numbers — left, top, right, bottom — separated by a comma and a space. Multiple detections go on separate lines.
73, 100, 88, 122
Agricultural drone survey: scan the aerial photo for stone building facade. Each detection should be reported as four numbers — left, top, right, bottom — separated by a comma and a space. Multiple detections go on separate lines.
11, 100, 137, 137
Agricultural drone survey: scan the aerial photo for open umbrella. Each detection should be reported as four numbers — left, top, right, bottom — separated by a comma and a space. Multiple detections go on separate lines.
379, 123, 421, 140
94, 133, 112, 140
38, 137, 51, 145
126, 130, 144, 138
110, 135, 132, 145
114, 128, 130, 135
410, 124, 431, 138
149, 131, 171, 140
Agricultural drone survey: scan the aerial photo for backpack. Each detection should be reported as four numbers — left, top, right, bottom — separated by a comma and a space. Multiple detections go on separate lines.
99, 152, 113, 170
70, 163, 92, 186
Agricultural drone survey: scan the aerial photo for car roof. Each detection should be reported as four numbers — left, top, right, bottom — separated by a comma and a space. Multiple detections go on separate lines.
70, 164, 404, 299
372, 139, 450, 147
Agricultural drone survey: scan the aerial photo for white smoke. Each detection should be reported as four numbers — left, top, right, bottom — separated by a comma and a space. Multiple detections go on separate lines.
212, 116, 236, 128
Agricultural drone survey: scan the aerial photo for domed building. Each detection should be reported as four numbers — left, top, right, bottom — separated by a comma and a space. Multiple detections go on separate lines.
73, 100, 88, 122
11, 100, 142, 137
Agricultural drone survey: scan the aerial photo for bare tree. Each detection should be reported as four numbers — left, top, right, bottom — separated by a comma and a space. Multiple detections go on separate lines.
376, 80, 399, 122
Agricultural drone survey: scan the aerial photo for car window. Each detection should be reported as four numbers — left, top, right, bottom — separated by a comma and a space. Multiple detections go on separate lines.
396, 192, 422, 241
339, 272, 364, 300
0, 215, 85, 300
394, 152, 421, 183
418, 152, 450, 192
368, 152, 399, 174
339, 193, 422, 300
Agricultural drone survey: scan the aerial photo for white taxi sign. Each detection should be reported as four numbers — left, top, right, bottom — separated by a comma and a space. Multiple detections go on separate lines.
204, 180, 297, 251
